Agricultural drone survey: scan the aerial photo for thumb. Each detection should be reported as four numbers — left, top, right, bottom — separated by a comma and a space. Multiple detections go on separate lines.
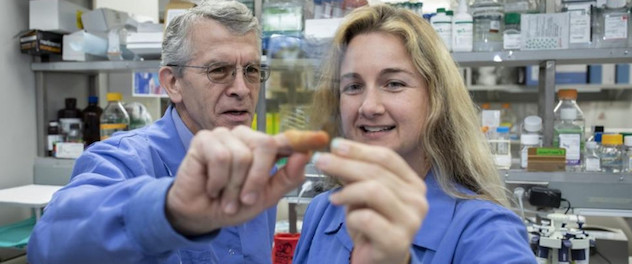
264, 152, 310, 206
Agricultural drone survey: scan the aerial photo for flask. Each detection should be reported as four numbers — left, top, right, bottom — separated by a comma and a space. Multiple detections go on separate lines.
46, 121, 64, 157
553, 89, 585, 148
624, 135, 632, 173
503, 13, 521, 50
594, 0, 630, 48
584, 141, 601, 172
472, 0, 504, 51
83, 96, 103, 147
562, 0, 595, 48
452, 0, 474, 52
432, 8, 453, 51
100, 92, 130, 140
601, 133, 623, 173
554, 108, 583, 172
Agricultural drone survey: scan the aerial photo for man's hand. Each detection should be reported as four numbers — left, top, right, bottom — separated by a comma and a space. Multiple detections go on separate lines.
165, 126, 328, 236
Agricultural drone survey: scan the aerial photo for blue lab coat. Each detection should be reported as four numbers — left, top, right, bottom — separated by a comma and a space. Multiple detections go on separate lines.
294, 171, 538, 264
28, 106, 276, 264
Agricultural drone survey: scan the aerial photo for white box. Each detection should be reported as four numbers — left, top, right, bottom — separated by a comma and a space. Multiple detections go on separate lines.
29, 0, 89, 33
55, 142, 84, 159
81, 8, 130, 33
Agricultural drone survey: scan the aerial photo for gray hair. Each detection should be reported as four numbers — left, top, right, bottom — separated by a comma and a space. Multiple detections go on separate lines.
161, 0, 261, 77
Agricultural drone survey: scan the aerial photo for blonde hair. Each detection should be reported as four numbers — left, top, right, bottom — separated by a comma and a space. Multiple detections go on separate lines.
310, 5, 509, 207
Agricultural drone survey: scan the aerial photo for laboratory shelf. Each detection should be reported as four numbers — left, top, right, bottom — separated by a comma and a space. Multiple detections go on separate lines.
31, 60, 161, 73
452, 48, 632, 67
503, 170, 632, 213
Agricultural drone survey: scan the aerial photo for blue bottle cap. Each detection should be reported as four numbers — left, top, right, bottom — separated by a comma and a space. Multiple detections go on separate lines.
88, 96, 99, 104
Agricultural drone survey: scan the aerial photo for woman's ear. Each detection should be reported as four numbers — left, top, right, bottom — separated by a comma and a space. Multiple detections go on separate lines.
159, 66, 182, 103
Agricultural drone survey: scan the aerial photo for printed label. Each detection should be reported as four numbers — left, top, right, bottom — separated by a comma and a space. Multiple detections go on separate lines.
585, 158, 601, 171
559, 134, 581, 163
568, 8, 591, 44
604, 14, 629, 40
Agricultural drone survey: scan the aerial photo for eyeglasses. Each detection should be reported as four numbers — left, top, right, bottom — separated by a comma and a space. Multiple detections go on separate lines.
167, 63, 271, 84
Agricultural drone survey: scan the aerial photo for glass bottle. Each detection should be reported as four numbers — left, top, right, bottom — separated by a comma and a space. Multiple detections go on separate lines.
584, 141, 601, 172
46, 121, 64, 157
82, 96, 103, 147
57, 97, 82, 119
503, 13, 521, 50
554, 108, 583, 172
594, 0, 630, 48
472, 0, 504, 51
601, 133, 623, 173
67, 123, 83, 143
624, 135, 632, 173
100, 92, 130, 140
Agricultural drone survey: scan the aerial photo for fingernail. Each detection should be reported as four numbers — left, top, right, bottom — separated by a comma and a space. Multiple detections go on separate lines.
331, 138, 349, 154
328, 193, 340, 204
310, 152, 322, 164
224, 201, 237, 214
242, 192, 258, 205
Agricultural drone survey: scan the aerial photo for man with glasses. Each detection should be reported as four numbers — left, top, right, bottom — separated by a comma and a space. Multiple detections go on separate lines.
28, 1, 308, 263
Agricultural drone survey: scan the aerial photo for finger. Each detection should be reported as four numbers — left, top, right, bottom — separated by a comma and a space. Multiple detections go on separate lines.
274, 129, 330, 156
231, 126, 278, 206
346, 208, 412, 262
261, 152, 310, 207
191, 130, 231, 200
214, 128, 253, 215
330, 180, 415, 225
311, 152, 407, 190
329, 138, 421, 183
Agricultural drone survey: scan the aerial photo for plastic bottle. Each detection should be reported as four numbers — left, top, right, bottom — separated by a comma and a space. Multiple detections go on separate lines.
452, 0, 474, 52
503, 13, 521, 50
472, 0, 504, 51
584, 141, 601, 172
554, 108, 583, 172
520, 134, 540, 169
522, 115, 543, 144
624, 135, 632, 173
46, 121, 63, 157
82, 96, 103, 147
594, 0, 630, 48
562, 0, 596, 49
601, 133, 623, 173
553, 89, 585, 146
494, 126, 512, 169
500, 103, 518, 140
432, 8, 453, 51
100, 92, 130, 140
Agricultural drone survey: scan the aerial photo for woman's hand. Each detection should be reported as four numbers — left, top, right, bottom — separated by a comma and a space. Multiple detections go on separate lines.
311, 138, 429, 264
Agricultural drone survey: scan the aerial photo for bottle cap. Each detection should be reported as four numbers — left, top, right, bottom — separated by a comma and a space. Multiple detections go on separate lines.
606, 0, 626, 9
65, 98, 77, 108
560, 108, 577, 121
557, 89, 578, 100
602, 134, 623, 145
593, 125, 604, 133
624, 135, 632, 147
521, 134, 539, 145
107, 92, 123, 102
497, 126, 510, 133
501, 103, 511, 109
88, 96, 99, 104
481, 103, 491, 110
446, 10, 454, 16
49, 121, 59, 126
505, 13, 520, 25
523, 115, 542, 132
586, 141, 597, 150
436, 8, 446, 13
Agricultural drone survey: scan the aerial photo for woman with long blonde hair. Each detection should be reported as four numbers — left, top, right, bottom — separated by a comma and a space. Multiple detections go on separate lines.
294, 4, 536, 263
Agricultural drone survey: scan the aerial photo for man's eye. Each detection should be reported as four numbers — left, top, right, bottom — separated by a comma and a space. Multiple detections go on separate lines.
208, 66, 231, 78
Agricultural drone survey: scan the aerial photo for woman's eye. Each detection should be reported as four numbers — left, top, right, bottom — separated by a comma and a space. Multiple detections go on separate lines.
385, 81, 405, 89
341, 83, 362, 94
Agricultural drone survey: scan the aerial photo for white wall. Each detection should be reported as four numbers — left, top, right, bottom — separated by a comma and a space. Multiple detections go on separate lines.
0, 1, 38, 224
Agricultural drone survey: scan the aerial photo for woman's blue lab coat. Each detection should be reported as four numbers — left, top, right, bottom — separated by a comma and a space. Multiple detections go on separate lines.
294, 171, 538, 264
27, 106, 276, 264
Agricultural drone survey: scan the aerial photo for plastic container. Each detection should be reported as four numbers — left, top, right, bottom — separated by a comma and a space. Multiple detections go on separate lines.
432, 8, 453, 51
100, 92, 130, 140
82, 96, 102, 147
452, 0, 474, 52
500, 103, 518, 139
584, 141, 601, 172
554, 108, 583, 172
520, 133, 540, 169
601, 133, 623, 173
553, 89, 585, 146
472, 0, 504, 52
594, 0, 631, 48
494, 126, 512, 169
503, 13, 521, 50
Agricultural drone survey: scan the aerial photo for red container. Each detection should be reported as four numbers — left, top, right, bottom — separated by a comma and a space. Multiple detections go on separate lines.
272, 233, 300, 264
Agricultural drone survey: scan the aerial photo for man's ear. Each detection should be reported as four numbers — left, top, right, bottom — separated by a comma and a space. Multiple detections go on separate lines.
159, 66, 182, 103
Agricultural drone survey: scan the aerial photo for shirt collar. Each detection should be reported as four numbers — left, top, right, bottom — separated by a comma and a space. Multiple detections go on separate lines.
171, 106, 194, 150
322, 170, 457, 252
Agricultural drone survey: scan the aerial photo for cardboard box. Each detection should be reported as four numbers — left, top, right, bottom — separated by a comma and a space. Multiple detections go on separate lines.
29, 0, 89, 33
527, 147, 566, 172
165, 1, 195, 27
19, 30, 63, 56
81, 8, 130, 33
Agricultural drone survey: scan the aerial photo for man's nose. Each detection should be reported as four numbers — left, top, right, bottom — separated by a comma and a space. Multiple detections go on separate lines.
225, 69, 252, 98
